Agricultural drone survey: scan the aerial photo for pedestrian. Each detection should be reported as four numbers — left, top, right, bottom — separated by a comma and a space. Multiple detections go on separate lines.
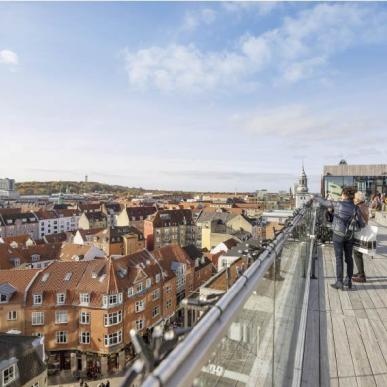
84, 383, 88, 387
313, 187, 365, 290
105, 380, 110, 387
353, 191, 369, 282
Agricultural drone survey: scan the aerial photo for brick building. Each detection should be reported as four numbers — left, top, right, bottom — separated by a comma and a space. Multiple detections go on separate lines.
144, 209, 194, 251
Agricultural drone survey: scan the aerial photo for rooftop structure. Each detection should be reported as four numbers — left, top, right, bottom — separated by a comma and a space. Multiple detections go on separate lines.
322, 162, 387, 199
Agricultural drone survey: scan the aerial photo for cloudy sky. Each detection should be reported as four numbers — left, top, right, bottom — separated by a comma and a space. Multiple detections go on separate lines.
1, 2, 387, 192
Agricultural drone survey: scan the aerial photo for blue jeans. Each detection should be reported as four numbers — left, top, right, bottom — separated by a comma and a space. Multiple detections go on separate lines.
332, 234, 354, 282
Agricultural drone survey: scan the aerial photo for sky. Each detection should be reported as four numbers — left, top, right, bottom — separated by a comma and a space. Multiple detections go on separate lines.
1, 1, 387, 193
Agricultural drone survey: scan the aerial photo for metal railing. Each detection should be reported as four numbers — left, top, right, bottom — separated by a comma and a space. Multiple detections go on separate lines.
122, 202, 318, 387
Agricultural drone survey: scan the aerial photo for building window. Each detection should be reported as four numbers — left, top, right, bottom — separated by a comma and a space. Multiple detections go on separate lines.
7, 311, 17, 321
152, 289, 160, 301
135, 300, 145, 313
165, 285, 172, 294
135, 319, 144, 331
79, 332, 90, 344
33, 294, 42, 305
135, 282, 143, 294
2, 364, 16, 386
80, 312, 90, 325
56, 331, 68, 343
102, 293, 123, 307
104, 330, 122, 347
104, 310, 122, 327
127, 287, 133, 297
146, 278, 151, 288
152, 306, 160, 318
155, 274, 161, 283
31, 254, 40, 262
57, 293, 66, 305
79, 293, 90, 304
55, 311, 68, 324
32, 312, 44, 326
166, 299, 172, 309
0, 294, 8, 303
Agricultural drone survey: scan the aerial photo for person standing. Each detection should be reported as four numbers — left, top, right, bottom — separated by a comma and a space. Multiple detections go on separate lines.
353, 191, 369, 282
313, 187, 365, 290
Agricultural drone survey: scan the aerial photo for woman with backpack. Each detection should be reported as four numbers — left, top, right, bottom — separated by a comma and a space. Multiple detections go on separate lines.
313, 187, 365, 290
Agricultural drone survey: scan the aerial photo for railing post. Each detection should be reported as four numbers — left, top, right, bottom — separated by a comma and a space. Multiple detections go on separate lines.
310, 206, 318, 280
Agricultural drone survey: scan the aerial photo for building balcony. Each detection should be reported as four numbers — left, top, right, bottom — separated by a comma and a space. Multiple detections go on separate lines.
121, 204, 387, 387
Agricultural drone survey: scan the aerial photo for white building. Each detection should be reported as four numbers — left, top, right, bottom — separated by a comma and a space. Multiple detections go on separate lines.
34, 209, 80, 239
295, 165, 311, 209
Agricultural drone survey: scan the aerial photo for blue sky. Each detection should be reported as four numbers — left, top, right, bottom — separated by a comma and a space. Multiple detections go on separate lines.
1, 2, 387, 192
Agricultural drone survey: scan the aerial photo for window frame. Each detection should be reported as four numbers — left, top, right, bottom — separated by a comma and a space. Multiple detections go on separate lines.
56, 331, 68, 344
32, 311, 44, 326
79, 311, 90, 325
33, 293, 42, 305
2, 364, 16, 386
79, 331, 90, 345
56, 292, 66, 305
7, 310, 17, 321
79, 293, 90, 305
103, 310, 122, 327
55, 310, 68, 324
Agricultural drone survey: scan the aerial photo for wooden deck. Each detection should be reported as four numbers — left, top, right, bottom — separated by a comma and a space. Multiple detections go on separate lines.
302, 222, 387, 387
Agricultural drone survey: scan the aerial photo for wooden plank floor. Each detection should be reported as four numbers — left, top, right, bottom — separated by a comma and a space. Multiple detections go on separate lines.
302, 222, 387, 387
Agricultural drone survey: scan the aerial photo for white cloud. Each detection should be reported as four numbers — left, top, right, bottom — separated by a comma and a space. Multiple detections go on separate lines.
182, 8, 216, 32
241, 104, 386, 144
223, 2, 278, 16
123, 4, 387, 92
0, 49, 18, 65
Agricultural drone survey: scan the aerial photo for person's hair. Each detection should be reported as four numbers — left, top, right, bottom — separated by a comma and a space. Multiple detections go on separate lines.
354, 191, 365, 204
341, 186, 355, 200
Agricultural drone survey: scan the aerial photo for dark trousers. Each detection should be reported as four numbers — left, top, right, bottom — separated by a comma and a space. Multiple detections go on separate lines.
333, 235, 354, 282
354, 250, 365, 276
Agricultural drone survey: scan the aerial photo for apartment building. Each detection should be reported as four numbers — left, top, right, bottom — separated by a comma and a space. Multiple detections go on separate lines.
0, 251, 178, 376
144, 209, 194, 251
116, 206, 157, 232
0, 211, 39, 239
91, 227, 145, 256
78, 212, 108, 230
0, 269, 40, 333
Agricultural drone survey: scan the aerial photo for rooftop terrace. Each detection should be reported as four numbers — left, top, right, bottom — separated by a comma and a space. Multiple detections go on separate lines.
122, 207, 387, 387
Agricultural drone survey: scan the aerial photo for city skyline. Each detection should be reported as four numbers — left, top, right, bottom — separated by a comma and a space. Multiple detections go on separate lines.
2, 2, 387, 191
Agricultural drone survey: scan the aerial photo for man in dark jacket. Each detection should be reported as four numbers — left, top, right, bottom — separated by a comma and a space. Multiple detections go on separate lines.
313, 187, 365, 290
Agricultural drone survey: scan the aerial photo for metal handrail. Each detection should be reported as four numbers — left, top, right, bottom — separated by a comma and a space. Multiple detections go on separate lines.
140, 206, 310, 387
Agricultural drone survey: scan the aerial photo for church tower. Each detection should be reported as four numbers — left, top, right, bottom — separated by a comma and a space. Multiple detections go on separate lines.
295, 164, 310, 208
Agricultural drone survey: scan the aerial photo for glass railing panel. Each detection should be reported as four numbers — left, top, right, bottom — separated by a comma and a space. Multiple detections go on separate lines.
193, 260, 274, 387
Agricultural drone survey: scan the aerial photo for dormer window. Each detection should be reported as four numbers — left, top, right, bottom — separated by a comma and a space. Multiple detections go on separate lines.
102, 293, 123, 308
80, 293, 90, 305
31, 254, 40, 262
33, 294, 42, 305
2, 364, 16, 386
135, 282, 143, 294
57, 293, 66, 305
0, 294, 8, 303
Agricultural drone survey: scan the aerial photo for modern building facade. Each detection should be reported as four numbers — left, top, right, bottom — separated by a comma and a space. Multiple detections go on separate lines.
322, 162, 387, 199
